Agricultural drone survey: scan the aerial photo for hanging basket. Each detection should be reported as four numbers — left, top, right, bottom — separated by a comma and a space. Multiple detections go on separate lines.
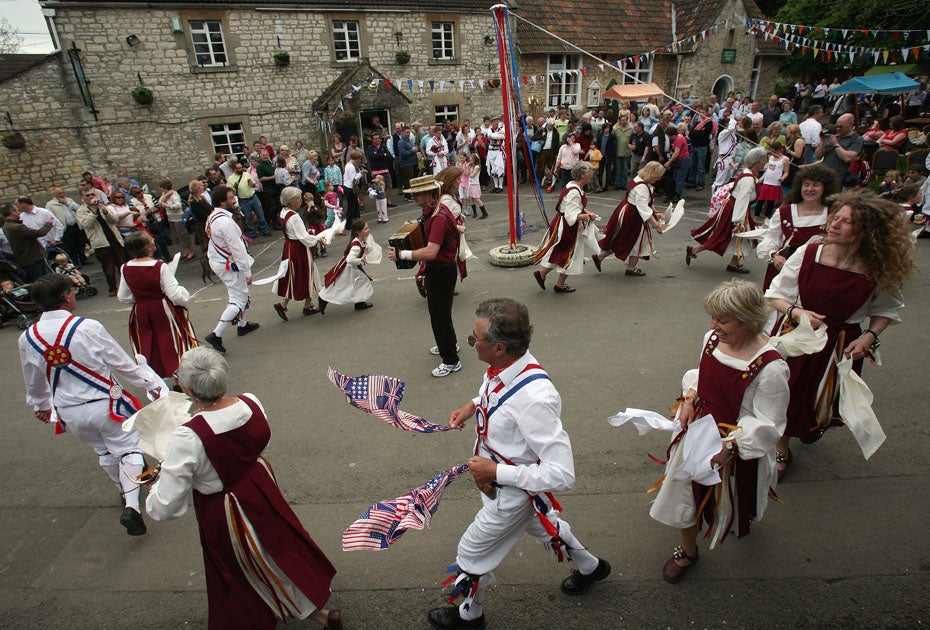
274, 51, 291, 67
395, 50, 411, 65
131, 87, 154, 105
487, 78, 501, 89
2, 132, 26, 150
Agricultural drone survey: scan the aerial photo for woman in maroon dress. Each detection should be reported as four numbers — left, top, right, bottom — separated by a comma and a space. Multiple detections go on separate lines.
687, 147, 768, 274
273, 186, 323, 320
765, 191, 913, 477
593, 161, 666, 276
146, 346, 344, 630
755, 164, 836, 291
117, 231, 198, 384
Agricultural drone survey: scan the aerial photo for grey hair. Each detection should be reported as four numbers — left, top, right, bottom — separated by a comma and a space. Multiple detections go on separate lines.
742, 147, 768, 170
177, 346, 229, 403
703, 279, 771, 336
571, 161, 595, 180
475, 298, 533, 356
279, 186, 302, 208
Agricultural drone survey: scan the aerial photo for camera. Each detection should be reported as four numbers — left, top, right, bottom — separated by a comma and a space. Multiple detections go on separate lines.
819, 130, 834, 139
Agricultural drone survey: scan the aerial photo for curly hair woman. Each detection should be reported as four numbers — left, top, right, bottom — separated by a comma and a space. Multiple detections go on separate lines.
765, 190, 914, 477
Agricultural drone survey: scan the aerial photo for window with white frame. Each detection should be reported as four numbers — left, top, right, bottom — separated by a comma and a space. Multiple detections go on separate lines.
434, 105, 459, 125
586, 79, 602, 108
432, 22, 455, 60
190, 20, 227, 67
748, 57, 762, 100
333, 21, 361, 61
622, 57, 652, 84
209, 122, 246, 159
547, 54, 581, 108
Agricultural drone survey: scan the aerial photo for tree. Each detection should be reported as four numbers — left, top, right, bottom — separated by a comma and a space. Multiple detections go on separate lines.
0, 16, 24, 54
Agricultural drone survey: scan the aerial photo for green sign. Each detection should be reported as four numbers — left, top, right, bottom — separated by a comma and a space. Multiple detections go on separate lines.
721, 49, 737, 63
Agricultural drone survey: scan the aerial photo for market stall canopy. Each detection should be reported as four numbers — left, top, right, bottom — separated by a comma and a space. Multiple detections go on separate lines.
831, 72, 920, 95
603, 82, 666, 100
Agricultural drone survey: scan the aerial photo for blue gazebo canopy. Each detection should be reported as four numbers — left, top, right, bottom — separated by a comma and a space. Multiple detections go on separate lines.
831, 72, 920, 95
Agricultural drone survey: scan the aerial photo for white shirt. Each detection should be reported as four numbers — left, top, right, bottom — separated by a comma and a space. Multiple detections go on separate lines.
730, 169, 759, 223
799, 117, 822, 149
755, 204, 827, 259
18, 310, 164, 411
117, 259, 191, 306
470, 351, 575, 494
21, 206, 64, 247
627, 178, 655, 222
206, 208, 252, 275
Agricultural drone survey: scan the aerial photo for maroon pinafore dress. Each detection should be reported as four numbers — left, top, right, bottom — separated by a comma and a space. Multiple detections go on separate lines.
598, 180, 654, 260
761, 205, 826, 290
277, 210, 312, 300
691, 172, 757, 255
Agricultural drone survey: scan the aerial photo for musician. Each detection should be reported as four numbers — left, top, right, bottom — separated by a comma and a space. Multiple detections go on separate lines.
427, 298, 609, 630
17, 274, 167, 536
389, 175, 462, 378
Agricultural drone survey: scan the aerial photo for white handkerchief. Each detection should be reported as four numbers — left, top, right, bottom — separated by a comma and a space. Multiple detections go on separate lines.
608, 408, 679, 434
836, 357, 886, 459
167, 252, 181, 276
318, 218, 347, 245
663, 200, 685, 232
671, 415, 722, 486
365, 235, 383, 264
252, 260, 288, 285
735, 227, 768, 240
769, 314, 828, 357
122, 392, 193, 460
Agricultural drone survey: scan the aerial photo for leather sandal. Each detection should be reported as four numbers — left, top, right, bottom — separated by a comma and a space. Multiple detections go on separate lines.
776, 449, 793, 481
625, 268, 645, 276
662, 545, 699, 584
726, 264, 751, 274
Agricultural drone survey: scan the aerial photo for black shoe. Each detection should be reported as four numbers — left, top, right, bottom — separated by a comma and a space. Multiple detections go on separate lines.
480, 209, 488, 219
592, 254, 602, 273
354, 301, 373, 310
553, 284, 575, 293
273, 303, 288, 321
204, 333, 226, 353
427, 606, 485, 629
120, 507, 147, 536
318, 297, 327, 315
387, 202, 397, 208
237, 322, 260, 336
533, 269, 546, 290
561, 558, 611, 595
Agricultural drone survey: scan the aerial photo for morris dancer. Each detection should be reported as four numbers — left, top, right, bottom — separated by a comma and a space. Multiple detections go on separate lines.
651, 280, 788, 583
204, 186, 260, 354
272, 186, 323, 321
146, 347, 344, 630
687, 148, 768, 274
428, 298, 609, 630
532, 161, 598, 293
593, 161, 666, 277
486, 131, 506, 193
18, 274, 166, 536
427, 125, 450, 175
318, 219, 373, 314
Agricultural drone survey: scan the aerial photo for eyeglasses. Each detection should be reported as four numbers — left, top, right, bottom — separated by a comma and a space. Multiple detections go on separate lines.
467, 333, 488, 347
82, 194, 95, 198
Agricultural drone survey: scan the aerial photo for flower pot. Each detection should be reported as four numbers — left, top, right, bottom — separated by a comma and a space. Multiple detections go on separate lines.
3, 132, 26, 150
395, 51, 410, 65
274, 52, 290, 67
132, 89, 154, 105
487, 78, 501, 88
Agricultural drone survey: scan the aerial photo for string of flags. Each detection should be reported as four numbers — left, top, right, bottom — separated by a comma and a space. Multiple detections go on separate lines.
746, 18, 930, 64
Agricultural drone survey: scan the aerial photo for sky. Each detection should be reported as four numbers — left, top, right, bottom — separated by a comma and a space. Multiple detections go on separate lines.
1, 0, 54, 53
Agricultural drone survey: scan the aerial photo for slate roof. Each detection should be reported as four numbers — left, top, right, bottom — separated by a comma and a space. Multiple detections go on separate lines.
310, 59, 412, 112
43, 0, 495, 10
0, 53, 59, 84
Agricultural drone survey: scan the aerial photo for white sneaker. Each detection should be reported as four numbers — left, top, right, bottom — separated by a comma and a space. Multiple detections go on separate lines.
429, 344, 460, 355
431, 361, 462, 377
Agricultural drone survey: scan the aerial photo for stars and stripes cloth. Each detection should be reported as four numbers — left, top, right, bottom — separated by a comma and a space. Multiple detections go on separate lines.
342, 464, 468, 551
327, 367, 451, 433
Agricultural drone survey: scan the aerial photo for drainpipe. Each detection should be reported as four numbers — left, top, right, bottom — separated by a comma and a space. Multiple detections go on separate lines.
42, 7, 63, 53
671, 3, 682, 97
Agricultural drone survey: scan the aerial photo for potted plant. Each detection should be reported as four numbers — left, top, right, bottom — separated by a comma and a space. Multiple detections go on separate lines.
395, 50, 410, 65
2, 131, 25, 150
131, 86, 154, 105
274, 51, 290, 67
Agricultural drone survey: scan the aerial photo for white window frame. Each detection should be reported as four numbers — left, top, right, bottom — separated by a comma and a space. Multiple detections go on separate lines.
431, 21, 455, 60
190, 20, 227, 67
749, 57, 763, 101
586, 79, 602, 108
333, 20, 361, 62
622, 57, 653, 85
546, 54, 581, 108
209, 122, 246, 160
434, 105, 459, 125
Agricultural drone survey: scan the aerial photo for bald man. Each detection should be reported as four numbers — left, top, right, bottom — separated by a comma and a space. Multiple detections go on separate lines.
814, 113, 863, 188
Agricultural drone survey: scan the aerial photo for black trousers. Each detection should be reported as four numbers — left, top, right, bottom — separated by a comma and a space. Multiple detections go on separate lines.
425, 263, 458, 365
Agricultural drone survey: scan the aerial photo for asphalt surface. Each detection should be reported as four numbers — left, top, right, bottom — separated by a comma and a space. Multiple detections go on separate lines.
1, 184, 928, 629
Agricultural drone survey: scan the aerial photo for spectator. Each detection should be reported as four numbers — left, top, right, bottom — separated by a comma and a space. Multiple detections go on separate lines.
16, 197, 63, 249
0, 202, 52, 282
77, 189, 125, 296
814, 113, 863, 188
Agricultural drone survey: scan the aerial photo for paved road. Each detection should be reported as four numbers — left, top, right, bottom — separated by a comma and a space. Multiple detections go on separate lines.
1, 186, 928, 629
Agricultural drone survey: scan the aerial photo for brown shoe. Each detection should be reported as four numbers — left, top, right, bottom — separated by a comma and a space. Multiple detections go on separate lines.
533, 269, 546, 290
592, 255, 603, 273
685, 246, 697, 266
726, 264, 750, 274
273, 303, 288, 321
325, 608, 345, 630
662, 545, 699, 584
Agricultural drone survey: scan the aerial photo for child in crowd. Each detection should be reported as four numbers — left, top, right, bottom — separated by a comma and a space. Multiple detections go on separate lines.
51, 253, 88, 290
323, 155, 342, 188
585, 143, 603, 192
305, 194, 328, 258
541, 167, 557, 193
754, 141, 789, 219
466, 153, 487, 219
456, 153, 470, 202
878, 169, 903, 197
370, 175, 388, 223
323, 181, 343, 230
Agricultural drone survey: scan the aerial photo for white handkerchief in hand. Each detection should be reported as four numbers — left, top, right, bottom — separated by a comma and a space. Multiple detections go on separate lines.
836, 357, 886, 459
365, 235, 383, 264
252, 260, 289, 285
671, 415, 722, 486
122, 392, 193, 460
769, 314, 828, 357
608, 408, 679, 434
318, 218, 347, 246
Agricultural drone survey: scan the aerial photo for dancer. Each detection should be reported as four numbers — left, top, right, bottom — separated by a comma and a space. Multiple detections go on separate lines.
687, 148, 768, 274
146, 347, 344, 630
318, 219, 373, 314
427, 298, 609, 630
486, 130, 506, 193
593, 161, 666, 277
651, 280, 788, 583
532, 161, 598, 293
765, 191, 912, 477
273, 187, 324, 321
118, 231, 198, 386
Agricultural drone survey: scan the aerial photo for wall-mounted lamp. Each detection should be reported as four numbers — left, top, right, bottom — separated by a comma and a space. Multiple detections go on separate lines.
126, 34, 141, 46
483, 35, 494, 46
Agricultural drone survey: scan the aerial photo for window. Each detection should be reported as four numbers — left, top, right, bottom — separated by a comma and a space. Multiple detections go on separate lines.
748, 57, 762, 100
190, 20, 227, 67
432, 21, 455, 60
333, 21, 361, 61
209, 122, 246, 160
622, 57, 652, 85
547, 54, 581, 108
434, 105, 459, 125
586, 80, 602, 108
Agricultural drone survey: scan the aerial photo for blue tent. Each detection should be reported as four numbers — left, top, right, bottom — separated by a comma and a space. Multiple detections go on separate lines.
831, 72, 920, 95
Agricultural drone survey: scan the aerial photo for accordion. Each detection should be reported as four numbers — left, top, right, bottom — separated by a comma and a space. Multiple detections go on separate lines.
388, 221, 426, 269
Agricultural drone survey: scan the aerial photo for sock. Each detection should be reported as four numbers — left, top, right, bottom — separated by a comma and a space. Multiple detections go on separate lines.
119, 452, 144, 510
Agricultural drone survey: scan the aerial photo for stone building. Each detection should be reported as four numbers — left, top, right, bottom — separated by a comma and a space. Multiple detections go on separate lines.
0, 0, 780, 199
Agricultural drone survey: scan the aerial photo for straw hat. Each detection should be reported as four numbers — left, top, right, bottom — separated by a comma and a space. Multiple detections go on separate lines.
403, 175, 441, 194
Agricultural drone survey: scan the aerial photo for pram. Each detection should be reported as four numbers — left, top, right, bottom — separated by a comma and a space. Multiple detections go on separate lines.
0, 260, 40, 330
46, 246, 98, 298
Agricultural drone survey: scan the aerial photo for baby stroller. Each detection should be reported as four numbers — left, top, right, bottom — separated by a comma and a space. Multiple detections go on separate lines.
45, 246, 98, 298
0, 261, 41, 330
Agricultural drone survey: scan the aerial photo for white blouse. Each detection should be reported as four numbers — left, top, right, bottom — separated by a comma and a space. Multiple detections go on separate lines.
117, 259, 190, 306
